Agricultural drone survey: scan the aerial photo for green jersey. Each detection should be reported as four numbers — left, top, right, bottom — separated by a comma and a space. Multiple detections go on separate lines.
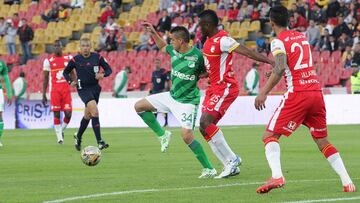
166, 45, 205, 105
0, 60, 12, 100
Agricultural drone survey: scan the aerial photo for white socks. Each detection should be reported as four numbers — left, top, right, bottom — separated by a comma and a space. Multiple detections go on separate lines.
265, 141, 283, 179
62, 122, 68, 132
327, 153, 352, 186
54, 124, 63, 142
208, 129, 237, 166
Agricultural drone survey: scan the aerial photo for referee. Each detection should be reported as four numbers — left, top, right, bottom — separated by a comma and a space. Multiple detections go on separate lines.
63, 38, 112, 151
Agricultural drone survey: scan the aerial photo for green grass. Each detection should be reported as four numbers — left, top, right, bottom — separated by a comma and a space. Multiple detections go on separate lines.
0, 125, 359, 203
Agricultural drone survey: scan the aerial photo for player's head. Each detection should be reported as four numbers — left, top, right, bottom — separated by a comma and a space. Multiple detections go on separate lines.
169, 26, 190, 51
154, 58, 161, 69
269, 5, 289, 29
53, 40, 63, 56
19, 71, 25, 78
198, 9, 219, 37
125, 66, 132, 73
80, 38, 92, 57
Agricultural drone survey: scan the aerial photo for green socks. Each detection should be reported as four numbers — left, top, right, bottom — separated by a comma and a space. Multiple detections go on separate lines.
138, 112, 165, 137
189, 140, 214, 169
0, 121, 3, 138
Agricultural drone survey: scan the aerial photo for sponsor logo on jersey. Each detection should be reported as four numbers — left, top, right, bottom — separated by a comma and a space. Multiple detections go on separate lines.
93, 66, 99, 73
171, 70, 195, 81
287, 121, 297, 131
189, 62, 195, 68
184, 56, 197, 61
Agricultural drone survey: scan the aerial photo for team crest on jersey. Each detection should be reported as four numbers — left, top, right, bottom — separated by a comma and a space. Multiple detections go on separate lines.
287, 121, 297, 131
188, 61, 195, 68
49, 57, 55, 62
284, 37, 290, 42
64, 62, 68, 66
210, 46, 216, 53
213, 37, 220, 43
93, 66, 99, 73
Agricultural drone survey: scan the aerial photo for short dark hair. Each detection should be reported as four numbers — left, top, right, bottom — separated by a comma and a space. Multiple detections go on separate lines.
170, 26, 190, 43
199, 9, 219, 27
54, 40, 63, 47
20, 71, 25, 77
270, 5, 289, 27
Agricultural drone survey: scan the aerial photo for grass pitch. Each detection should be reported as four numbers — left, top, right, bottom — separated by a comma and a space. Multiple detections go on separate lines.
0, 125, 359, 203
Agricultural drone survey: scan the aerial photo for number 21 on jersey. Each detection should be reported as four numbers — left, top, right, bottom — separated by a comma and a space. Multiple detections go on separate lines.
291, 40, 313, 70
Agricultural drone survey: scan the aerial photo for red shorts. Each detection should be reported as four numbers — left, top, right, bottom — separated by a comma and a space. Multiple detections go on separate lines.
202, 82, 239, 123
266, 91, 327, 138
50, 89, 72, 112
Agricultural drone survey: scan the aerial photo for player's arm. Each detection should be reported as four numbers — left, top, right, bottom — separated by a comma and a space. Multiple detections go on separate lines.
142, 21, 167, 50
1, 62, 12, 105
63, 59, 77, 87
233, 44, 274, 65
97, 57, 112, 81
42, 59, 50, 105
254, 54, 286, 111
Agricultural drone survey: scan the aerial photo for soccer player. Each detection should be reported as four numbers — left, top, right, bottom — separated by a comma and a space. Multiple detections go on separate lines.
63, 38, 112, 151
43, 40, 73, 144
198, 10, 273, 178
135, 22, 217, 178
0, 59, 12, 147
255, 5, 356, 193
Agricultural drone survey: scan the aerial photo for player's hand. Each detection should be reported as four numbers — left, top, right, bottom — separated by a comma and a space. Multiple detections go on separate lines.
264, 70, 272, 79
95, 73, 105, 80
70, 81, 78, 87
141, 21, 156, 34
255, 93, 267, 111
42, 94, 47, 105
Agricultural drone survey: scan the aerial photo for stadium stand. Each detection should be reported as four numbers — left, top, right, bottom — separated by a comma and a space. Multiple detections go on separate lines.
1, 0, 359, 95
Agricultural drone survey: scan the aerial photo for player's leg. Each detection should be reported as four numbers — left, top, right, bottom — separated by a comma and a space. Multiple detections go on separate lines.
62, 110, 71, 132
74, 107, 91, 151
53, 111, 63, 144
86, 100, 108, 149
0, 90, 4, 146
134, 93, 171, 152
61, 90, 72, 133
304, 92, 355, 192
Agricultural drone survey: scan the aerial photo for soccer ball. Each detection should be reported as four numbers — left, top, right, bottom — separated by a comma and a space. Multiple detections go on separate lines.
81, 146, 101, 166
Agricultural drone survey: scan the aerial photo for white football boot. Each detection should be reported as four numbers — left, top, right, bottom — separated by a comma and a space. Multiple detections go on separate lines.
198, 168, 217, 178
215, 155, 242, 179
158, 130, 171, 153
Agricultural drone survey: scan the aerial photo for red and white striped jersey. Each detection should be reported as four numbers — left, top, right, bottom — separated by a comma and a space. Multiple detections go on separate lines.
202, 30, 239, 86
271, 30, 321, 92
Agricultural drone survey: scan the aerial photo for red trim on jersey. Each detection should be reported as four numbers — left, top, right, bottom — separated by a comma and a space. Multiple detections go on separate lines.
204, 124, 219, 141
321, 144, 338, 158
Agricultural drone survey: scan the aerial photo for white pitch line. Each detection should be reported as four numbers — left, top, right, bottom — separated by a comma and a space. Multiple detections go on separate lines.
43, 178, 355, 203
283, 196, 360, 203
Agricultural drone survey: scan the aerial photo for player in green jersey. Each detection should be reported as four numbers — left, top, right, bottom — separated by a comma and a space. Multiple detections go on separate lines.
135, 22, 217, 178
0, 60, 13, 147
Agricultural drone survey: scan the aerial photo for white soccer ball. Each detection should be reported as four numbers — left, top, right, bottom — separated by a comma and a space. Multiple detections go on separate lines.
81, 146, 101, 166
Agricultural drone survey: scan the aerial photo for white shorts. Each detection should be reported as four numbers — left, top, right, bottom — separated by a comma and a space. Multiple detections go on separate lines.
146, 92, 198, 130
0, 89, 4, 112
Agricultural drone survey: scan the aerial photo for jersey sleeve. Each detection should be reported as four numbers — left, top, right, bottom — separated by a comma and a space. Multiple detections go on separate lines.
165, 45, 174, 56
270, 39, 286, 56
220, 36, 240, 53
99, 56, 112, 77
43, 58, 50, 71
197, 54, 206, 75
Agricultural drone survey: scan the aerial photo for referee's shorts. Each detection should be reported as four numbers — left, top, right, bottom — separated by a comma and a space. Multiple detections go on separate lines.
78, 85, 101, 105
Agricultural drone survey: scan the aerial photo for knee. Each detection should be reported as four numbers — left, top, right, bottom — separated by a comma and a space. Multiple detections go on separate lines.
182, 130, 194, 144
53, 111, 60, 118
90, 111, 99, 118
65, 111, 72, 118
262, 132, 280, 144
134, 101, 143, 112
199, 118, 211, 133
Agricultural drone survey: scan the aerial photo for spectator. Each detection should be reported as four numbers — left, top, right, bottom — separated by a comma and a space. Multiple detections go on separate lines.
97, 27, 108, 51
316, 0, 328, 8
12, 13, 20, 28
228, 2, 239, 22
58, 5, 69, 22
256, 31, 266, 52
0, 17, 6, 37
105, 17, 118, 32
17, 18, 34, 65
292, 11, 308, 29
302, 3, 312, 20
306, 20, 321, 46
237, 1, 253, 21
352, 43, 360, 65
317, 28, 331, 51
99, 5, 115, 27
326, 0, 340, 18
183, 18, 197, 38
328, 35, 339, 52
113, 66, 131, 98
333, 16, 351, 38
4, 0, 20, 5
157, 10, 172, 32
41, 2, 59, 22
105, 29, 118, 52
342, 45, 353, 62
344, 53, 353, 69
183, 1, 195, 17
337, 0, 349, 17
135, 30, 150, 51
194, 0, 205, 16
244, 62, 260, 95
310, 3, 326, 23
351, 63, 360, 94
264, 37, 271, 54
159, 0, 172, 12
296, 0, 306, 17
5, 19, 17, 55
338, 32, 353, 52
117, 27, 127, 51
12, 71, 27, 101
353, 30, 360, 49
70, 0, 85, 9
258, 0, 270, 20
251, 7, 260, 20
